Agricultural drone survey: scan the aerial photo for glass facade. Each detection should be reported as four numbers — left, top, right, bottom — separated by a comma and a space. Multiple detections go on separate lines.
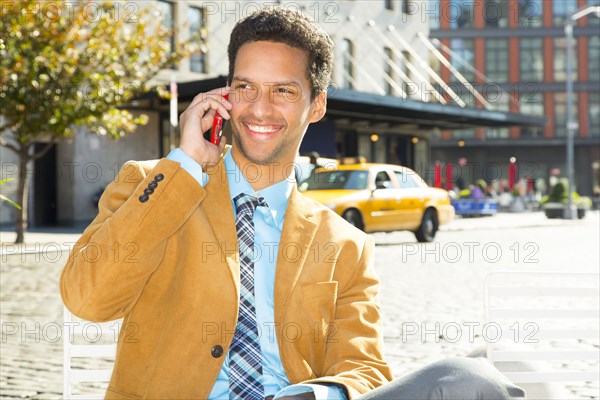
189, 7, 206, 73
518, 0, 543, 27
341, 39, 354, 90
484, 0, 509, 28
554, 92, 579, 137
554, 37, 579, 81
520, 38, 543, 81
590, 92, 600, 137
429, 0, 440, 29
157, 1, 174, 57
485, 39, 509, 81
384, 47, 395, 96
400, 51, 411, 95
553, 0, 577, 25
450, 0, 474, 28
587, 0, 600, 25
589, 36, 600, 81
451, 38, 475, 82
520, 91, 544, 137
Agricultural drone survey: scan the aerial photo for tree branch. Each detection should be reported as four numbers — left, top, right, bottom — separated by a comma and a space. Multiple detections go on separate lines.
30, 141, 56, 161
0, 137, 20, 153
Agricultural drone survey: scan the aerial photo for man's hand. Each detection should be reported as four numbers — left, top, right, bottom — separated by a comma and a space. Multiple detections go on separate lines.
179, 87, 231, 169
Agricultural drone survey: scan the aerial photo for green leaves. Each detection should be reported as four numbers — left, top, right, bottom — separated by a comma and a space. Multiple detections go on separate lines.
0, 179, 21, 210
0, 0, 203, 146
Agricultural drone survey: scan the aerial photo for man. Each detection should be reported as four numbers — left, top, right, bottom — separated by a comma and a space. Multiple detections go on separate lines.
61, 8, 525, 400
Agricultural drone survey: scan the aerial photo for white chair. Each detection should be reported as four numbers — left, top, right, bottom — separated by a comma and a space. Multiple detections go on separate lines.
484, 271, 599, 398
63, 306, 121, 399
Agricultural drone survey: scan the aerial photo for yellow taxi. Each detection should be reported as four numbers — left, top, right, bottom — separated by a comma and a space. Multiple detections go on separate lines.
298, 159, 455, 242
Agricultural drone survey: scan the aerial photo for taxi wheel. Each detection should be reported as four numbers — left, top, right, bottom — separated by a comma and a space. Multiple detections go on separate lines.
415, 209, 438, 242
342, 209, 364, 231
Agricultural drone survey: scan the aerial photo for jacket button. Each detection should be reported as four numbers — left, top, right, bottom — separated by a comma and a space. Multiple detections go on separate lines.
139, 194, 149, 203
211, 345, 224, 358
144, 188, 154, 196
154, 173, 165, 182
148, 181, 158, 190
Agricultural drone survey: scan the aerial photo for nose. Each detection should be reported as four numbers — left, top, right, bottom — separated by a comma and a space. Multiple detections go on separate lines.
246, 85, 275, 120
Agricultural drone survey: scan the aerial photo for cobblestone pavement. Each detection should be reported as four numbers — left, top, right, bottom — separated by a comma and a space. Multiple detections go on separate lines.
1, 212, 598, 399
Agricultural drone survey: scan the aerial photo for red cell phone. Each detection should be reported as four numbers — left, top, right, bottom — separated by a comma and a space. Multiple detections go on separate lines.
210, 93, 229, 145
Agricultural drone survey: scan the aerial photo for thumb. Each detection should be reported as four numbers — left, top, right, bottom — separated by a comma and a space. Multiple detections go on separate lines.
218, 135, 227, 153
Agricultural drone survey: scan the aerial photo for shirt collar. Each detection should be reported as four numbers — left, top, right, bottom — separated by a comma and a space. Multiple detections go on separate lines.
223, 150, 294, 229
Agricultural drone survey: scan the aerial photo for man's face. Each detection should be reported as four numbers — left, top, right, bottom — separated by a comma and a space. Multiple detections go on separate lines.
229, 41, 326, 167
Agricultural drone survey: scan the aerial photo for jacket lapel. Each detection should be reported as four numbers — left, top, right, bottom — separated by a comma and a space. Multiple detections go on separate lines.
202, 154, 240, 294
274, 187, 319, 323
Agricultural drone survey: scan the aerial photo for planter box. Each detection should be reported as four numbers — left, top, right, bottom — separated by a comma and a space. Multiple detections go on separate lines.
452, 199, 498, 217
543, 203, 587, 219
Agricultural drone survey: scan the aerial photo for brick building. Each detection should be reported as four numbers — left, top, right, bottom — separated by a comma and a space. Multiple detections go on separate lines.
428, 0, 600, 196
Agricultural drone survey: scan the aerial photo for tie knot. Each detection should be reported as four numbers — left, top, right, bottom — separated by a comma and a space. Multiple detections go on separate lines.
233, 193, 267, 216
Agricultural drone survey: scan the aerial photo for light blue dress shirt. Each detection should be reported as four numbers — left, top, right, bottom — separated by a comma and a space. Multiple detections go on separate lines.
167, 148, 346, 400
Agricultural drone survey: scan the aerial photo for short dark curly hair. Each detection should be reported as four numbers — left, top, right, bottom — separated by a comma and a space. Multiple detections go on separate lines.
228, 7, 334, 100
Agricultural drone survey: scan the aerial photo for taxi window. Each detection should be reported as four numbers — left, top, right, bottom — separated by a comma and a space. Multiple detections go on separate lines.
374, 171, 393, 189
302, 170, 369, 190
394, 171, 421, 189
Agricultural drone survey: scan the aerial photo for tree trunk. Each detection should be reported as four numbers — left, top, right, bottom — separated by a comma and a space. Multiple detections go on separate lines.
14, 147, 31, 244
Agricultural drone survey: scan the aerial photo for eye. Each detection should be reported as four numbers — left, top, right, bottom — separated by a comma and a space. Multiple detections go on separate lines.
235, 83, 252, 90
275, 87, 295, 94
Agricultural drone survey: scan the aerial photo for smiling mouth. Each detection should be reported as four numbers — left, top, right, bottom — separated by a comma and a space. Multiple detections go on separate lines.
243, 122, 283, 139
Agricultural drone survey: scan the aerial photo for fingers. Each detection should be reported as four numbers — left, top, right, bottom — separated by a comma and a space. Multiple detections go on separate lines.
189, 86, 231, 111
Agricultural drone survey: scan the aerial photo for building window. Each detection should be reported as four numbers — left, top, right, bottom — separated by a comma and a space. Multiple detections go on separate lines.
520, 91, 544, 137
157, 1, 175, 57
484, 0, 509, 28
587, 0, 600, 25
520, 38, 543, 81
384, 47, 395, 96
429, 0, 440, 29
485, 39, 509, 82
400, 50, 411, 95
450, 0, 474, 28
590, 92, 600, 137
385, 0, 394, 10
451, 38, 475, 82
486, 128, 510, 138
554, 37, 579, 81
189, 7, 206, 73
488, 89, 510, 111
453, 129, 475, 139
553, 0, 577, 25
554, 92, 579, 137
589, 36, 600, 80
341, 39, 354, 90
518, 0, 543, 27
520, 91, 544, 115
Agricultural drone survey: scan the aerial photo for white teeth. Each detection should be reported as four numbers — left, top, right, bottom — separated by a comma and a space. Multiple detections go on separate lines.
246, 124, 279, 133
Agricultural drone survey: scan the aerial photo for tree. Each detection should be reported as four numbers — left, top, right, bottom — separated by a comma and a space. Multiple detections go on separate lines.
0, 0, 201, 243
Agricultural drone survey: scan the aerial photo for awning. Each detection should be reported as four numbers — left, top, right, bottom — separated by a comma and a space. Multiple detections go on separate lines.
149, 76, 546, 131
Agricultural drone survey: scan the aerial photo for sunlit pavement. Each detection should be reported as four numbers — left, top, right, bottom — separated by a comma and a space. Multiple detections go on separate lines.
1, 211, 598, 398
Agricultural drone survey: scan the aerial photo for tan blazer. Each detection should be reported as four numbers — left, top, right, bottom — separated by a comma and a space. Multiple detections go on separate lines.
60, 151, 393, 399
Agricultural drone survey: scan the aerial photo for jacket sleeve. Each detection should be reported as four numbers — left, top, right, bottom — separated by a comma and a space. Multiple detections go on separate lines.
59, 158, 205, 322
301, 236, 394, 398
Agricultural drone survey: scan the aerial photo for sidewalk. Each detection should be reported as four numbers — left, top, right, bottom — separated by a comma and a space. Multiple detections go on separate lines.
2, 211, 595, 254
0, 224, 87, 256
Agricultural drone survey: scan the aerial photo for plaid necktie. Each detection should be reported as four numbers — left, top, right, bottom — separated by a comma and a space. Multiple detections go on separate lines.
229, 193, 267, 400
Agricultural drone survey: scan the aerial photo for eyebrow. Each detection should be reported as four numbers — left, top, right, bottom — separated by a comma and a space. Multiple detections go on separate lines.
232, 76, 301, 86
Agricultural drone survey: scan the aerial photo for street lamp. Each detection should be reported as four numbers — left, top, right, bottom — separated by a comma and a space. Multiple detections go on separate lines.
564, 3, 600, 219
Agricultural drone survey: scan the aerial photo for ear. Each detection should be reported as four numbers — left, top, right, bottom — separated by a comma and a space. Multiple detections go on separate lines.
308, 91, 327, 123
